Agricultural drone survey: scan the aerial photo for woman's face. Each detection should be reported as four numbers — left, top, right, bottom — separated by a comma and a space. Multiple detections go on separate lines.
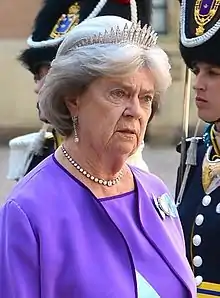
193, 62, 220, 122
68, 68, 155, 158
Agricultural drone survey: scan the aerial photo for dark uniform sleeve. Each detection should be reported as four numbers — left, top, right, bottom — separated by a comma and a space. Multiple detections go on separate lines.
25, 137, 55, 174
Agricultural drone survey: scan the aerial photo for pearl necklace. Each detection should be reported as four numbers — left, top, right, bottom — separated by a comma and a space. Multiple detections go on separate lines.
61, 144, 123, 187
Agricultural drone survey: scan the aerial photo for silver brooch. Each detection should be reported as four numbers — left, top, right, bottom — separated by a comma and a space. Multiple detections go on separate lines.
153, 193, 178, 219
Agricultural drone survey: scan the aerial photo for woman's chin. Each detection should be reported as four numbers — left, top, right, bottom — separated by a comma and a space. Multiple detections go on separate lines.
115, 147, 137, 163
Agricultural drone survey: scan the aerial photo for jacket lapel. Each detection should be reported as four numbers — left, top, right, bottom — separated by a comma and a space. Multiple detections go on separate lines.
133, 171, 196, 297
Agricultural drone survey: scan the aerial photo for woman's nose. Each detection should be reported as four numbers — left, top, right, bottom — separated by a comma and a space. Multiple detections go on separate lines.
124, 96, 142, 119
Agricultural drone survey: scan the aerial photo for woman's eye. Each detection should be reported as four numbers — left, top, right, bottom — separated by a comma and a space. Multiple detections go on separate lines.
142, 95, 153, 103
110, 89, 126, 98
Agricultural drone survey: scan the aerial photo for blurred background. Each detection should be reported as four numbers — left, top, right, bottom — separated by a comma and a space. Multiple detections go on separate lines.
0, 0, 205, 204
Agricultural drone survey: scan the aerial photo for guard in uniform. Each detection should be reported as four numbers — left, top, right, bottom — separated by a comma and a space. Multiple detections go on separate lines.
8, 0, 151, 181
176, 0, 220, 296
7, 0, 81, 181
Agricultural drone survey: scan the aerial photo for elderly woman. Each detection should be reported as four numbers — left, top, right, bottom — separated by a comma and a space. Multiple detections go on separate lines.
0, 16, 195, 297
7, 0, 149, 183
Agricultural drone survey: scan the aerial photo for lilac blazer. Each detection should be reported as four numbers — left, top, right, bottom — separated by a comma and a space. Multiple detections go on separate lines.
0, 155, 196, 297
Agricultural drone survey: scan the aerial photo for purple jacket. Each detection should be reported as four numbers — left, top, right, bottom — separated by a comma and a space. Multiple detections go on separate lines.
0, 155, 196, 297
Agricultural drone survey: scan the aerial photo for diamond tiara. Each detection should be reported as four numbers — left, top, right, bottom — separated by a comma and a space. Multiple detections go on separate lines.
71, 21, 158, 50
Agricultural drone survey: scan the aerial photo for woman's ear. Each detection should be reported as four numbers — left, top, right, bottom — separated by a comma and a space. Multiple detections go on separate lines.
64, 96, 80, 115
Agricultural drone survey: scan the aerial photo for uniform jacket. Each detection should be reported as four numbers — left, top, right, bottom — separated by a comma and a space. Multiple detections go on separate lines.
177, 137, 220, 296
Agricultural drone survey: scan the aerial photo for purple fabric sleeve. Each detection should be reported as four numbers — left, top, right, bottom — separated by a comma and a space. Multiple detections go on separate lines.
0, 200, 40, 298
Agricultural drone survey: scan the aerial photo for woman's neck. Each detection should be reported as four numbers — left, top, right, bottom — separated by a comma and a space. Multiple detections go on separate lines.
55, 145, 134, 198
62, 139, 127, 181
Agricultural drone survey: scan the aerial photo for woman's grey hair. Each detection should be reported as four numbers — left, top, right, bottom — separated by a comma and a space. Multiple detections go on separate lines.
39, 30, 172, 137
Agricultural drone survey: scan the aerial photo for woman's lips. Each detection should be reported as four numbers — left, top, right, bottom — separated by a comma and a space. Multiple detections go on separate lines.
117, 129, 136, 134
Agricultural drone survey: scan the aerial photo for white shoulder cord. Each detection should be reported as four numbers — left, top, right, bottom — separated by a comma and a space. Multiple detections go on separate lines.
27, 0, 138, 48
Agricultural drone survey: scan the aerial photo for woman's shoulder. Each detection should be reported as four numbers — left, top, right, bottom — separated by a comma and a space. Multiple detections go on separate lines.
1, 155, 93, 234
11, 155, 57, 192
3, 155, 67, 217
